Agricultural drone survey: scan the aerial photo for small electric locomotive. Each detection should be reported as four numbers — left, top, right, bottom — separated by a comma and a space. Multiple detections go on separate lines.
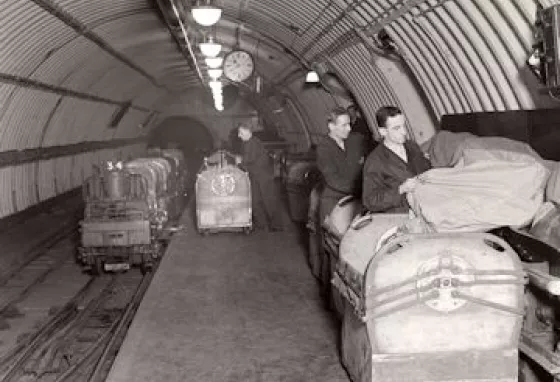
78, 150, 187, 274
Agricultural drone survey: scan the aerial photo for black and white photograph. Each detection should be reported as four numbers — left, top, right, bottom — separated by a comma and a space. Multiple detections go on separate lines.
0, 0, 560, 381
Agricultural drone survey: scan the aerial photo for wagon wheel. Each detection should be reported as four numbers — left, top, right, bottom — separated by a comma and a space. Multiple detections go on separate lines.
91, 257, 104, 276
243, 227, 251, 235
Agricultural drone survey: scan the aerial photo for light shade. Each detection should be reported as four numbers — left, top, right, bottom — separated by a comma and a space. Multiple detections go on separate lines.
208, 69, 223, 80
200, 41, 222, 57
205, 57, 223, 68
209, 80, 222, 90
305, 71, 320, 83
191, 5, 222, 27
256, 76, 262, 93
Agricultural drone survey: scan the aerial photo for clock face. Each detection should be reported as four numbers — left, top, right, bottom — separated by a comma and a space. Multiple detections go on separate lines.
223, 50, 254, 82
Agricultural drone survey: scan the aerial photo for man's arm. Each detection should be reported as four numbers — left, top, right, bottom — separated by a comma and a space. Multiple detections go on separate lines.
362, 161, 408, 212
407, 141, 432, 173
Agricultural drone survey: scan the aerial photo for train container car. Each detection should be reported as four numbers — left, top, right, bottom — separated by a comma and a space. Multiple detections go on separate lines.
78, 150, 188, 275
195, 150, 252, 235
333, 217, 524, 382
433, 112, 560, 382
281, 153, 320, 221
284, 159, 321, 223
517, 234, 560, 382
306, 183, 324, 280
79, 160, 163, 274
491, 175, 560, 381
307, 190, 362, 316
308, 115, 560, 382
124, 157, 171, 231
320, 195, 363, 317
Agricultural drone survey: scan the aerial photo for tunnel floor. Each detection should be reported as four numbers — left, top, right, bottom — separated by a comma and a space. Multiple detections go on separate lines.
106, 191, 350, 382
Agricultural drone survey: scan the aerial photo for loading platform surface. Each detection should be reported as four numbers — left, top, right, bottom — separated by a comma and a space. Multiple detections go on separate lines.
106, 206, 349, 382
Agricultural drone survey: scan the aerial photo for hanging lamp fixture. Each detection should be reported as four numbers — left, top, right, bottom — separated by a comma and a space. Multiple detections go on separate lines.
305, 71, 320, 83
199, 35, 222, 57
191, 0, 222, 27
205, 57, 223, 68
208, 68, 223, 80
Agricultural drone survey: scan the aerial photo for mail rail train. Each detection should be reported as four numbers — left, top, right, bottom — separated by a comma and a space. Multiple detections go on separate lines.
304, 133, 560, 381
78, 149, 188, 275
309, 181, 560, 382
195, 150, 252, 235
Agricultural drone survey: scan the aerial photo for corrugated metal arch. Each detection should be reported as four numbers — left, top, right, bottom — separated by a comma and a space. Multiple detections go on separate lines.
2, 0, 560, 218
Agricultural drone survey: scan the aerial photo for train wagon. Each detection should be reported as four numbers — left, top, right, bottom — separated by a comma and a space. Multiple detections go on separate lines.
333, 216, 524, 382
78, 151, 188, 275
308, 127, 560, 382
78, 160, 162, 274
195, 150, 252, 235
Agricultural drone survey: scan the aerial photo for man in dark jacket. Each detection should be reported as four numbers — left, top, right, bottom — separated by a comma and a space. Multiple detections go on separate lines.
237, 124, 283, 231
316, 106, 368, 223
362, 106, 431, 213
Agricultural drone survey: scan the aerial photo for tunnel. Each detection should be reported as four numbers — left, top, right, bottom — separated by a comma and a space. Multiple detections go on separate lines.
2, 1, 560, 381
147, 115, 214, 190
1, 0, 560, 222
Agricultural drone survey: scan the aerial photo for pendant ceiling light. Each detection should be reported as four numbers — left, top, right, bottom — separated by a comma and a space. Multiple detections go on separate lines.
305, 71, 320, 83
208, 68, 223, 80
191, 0, 222, 27
199, 36, 221, 57
209, 80, 222, 90
205, 57, 223, 69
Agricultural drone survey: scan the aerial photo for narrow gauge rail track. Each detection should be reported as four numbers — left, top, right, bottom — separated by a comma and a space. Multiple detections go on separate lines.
0, 225, 78, 322
0, 261, 157, 382
0, 216, 178, 382
0, 199, 83, 288
0, 199, 182, 381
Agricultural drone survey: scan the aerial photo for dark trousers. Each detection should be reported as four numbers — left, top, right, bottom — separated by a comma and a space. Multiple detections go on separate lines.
250, 174, 283, 229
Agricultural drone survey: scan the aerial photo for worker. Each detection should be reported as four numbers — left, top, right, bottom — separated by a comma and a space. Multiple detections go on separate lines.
362, 105, 431, 213
316, 106, 367, 224
237, 124, 284, 232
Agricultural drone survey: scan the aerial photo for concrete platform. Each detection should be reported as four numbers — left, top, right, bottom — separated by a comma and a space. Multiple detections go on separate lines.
106, 207, 349, 382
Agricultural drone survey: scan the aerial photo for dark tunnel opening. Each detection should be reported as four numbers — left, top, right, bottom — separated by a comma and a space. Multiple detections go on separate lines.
148, 116, 215, 194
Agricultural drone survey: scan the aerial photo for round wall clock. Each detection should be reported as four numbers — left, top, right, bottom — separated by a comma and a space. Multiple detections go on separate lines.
223, 50, 255, 82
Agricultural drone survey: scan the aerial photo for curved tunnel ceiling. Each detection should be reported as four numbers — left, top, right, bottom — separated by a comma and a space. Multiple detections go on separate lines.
3, 1, 555, 142
0, 0, 558, 217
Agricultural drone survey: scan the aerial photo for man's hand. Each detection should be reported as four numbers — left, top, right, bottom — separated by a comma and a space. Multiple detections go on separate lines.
398, 177, 418, 194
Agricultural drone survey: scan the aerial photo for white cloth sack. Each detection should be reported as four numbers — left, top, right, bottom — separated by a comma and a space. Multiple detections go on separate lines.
408, 159, 549, 232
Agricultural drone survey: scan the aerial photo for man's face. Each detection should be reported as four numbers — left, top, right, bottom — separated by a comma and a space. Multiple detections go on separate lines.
328, 113, 351, 140
238, 127, 251, 142
380, 114, 407, 144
